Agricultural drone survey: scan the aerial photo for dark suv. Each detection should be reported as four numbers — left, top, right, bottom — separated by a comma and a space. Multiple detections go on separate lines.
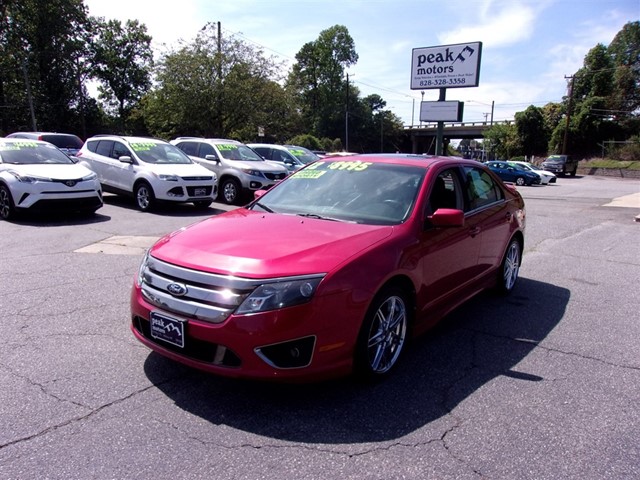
541, 155, 578, 176
6, 132, 84, 156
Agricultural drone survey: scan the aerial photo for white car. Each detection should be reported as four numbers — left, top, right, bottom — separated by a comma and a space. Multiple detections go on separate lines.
0, 138, 102, 220
77, 136, 217, 211
510, 161, 557, 185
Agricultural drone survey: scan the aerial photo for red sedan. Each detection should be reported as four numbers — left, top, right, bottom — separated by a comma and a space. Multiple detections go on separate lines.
131, 154, 525, 381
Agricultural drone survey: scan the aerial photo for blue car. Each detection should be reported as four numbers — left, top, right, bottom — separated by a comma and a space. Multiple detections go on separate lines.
486, 161, 541, 186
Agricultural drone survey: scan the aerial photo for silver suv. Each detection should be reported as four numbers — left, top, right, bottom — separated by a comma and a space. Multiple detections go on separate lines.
171, 138, 289, 204
77, 135, 217, 211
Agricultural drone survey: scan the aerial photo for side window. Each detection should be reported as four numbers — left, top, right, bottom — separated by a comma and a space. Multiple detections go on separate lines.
86, 140, 98, 153
95, 140, 113, 158
463, 166, 504, 211
198, 142, 216, 158
428, 169, 461, 214
176, 142, 197, 156
112, 142, 130, 159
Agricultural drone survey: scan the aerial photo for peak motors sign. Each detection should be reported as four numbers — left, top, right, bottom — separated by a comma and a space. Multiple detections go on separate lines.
411, 42, 482, 90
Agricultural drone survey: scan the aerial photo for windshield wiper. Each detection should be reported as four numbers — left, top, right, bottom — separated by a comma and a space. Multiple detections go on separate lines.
253, 202, 274, 213
297, 213, 355, 223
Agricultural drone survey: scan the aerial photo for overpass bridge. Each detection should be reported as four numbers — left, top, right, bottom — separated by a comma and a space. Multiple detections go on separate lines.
404, 120, 513, 154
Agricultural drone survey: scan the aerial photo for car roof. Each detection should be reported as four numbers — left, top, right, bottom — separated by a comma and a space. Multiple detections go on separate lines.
89, 135, 167, 144
321, 153, 479, 169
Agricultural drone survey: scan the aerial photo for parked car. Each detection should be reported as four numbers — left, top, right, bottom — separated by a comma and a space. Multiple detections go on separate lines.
0, 138, 102, 220
6, 132, 84, 156
131, 154, 526, 382
247, 143, 305, 172
541, 154, 578, 176
76, 135, 216, 211
171, 138, 289, 205
510, 161, 557, 184
283, 145, 323, 164
486, 160, 541, 186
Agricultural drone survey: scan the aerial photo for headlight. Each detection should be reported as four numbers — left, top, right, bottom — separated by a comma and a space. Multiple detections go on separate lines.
241, 168, 264, 178
82, 171, 97, 181
236, 276, 324, 314
8, 170, 49, 183
136, 250, 150, 287
157, 174, 179, 181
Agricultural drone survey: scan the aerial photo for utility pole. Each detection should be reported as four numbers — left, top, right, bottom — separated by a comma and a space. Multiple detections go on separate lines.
345, 73, 350, 151
216, 21, 223, 137
562, 75, 575, 155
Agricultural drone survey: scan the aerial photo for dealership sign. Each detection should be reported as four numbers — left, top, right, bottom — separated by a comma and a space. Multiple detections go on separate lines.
410, 42, 482, 90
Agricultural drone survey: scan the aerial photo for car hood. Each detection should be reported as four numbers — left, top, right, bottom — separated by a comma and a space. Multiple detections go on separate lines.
150, 209, 394, 278
1, 163, 95, 179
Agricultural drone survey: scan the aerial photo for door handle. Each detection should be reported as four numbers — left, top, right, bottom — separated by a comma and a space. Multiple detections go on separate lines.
469, 227, 481, 237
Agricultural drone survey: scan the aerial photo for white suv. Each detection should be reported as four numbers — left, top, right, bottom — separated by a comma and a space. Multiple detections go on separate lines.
171, 138, 289, 205
77, 136, 217, 211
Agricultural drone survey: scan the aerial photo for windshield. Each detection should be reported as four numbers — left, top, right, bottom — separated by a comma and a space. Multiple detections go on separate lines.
216, 143, 264, 161
0, 141, 74, 164
249, 160, 426, 225
41, 134, 83, 150
130, 142, 193, 164
285, 146, 320, 164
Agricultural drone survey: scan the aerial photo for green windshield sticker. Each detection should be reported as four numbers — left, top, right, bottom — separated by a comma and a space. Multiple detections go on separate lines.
290, 149, 305, 155
216, 144, 238, 151
0, 141, 38, 150
328, 161, 372, 171
292, 170, 327, 179
131, 143, 156, 151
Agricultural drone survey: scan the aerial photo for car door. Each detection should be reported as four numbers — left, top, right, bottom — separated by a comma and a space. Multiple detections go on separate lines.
93, 140, 116, 186
462, 165, 512, 274
109, 141, 136, 192
196, 142, 222, 177
415, 167, 482, 321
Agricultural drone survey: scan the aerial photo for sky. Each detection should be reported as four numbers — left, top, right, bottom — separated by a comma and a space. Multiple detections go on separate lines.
83, 0, 639, 126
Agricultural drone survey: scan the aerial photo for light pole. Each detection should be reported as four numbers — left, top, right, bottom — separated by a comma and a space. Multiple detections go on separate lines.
467, 99, 494, 125
419, 91, 425, 127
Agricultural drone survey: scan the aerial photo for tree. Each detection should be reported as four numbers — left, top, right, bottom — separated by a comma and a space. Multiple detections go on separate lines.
144, 27, 293, 141
288, 25, 358, 141
515, 105, 548, 157
483, 122, 519, 159
0, 0, 90, 135
89, 18, 153, 132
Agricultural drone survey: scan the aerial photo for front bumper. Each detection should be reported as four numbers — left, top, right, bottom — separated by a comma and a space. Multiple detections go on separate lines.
130, 284, 359, 381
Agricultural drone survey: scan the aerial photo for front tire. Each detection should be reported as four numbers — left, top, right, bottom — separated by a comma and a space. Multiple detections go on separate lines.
497, 238, 521, 294
354, 287, 409, 379
0, 184, 15, 220
219, 178, 241, 205
515, 176, 525, 186
134, 181, 155, 211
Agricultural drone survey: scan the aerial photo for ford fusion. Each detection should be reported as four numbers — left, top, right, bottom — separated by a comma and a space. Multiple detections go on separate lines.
131, 155, 526, 381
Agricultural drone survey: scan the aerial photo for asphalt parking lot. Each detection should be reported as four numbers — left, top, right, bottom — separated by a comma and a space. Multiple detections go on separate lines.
1, 174, 639, 479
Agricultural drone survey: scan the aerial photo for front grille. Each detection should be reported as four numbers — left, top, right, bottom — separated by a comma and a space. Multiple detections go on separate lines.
140, 256, 261, 324
182, 176, 214, 181
264, 172, 287, 181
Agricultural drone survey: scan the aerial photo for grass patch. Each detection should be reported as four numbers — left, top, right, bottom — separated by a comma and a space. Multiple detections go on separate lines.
581, 159, 640, 170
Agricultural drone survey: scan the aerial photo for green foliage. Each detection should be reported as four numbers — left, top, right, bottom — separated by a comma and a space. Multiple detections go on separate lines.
515, 106, 548, 157
89, 18, 153, 131
287, 134, 323, 150
482, 122, 519, 159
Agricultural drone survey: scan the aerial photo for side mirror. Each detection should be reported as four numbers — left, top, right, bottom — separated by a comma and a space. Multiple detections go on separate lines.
427, 208, 464, 228
254, 189, 267, 200
204, 154, 219, 162
118, 156, 133, 164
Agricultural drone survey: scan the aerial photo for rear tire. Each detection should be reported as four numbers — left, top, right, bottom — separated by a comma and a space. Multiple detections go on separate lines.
497, 238, 521, 294
354, 287, 409, 380
134, 181, 155, 211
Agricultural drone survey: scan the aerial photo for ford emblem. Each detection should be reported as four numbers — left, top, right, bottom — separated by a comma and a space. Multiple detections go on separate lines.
167, 283, 188, 296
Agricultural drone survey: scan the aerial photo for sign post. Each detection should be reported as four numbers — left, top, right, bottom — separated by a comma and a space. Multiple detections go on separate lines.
410, 42, 482, 155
